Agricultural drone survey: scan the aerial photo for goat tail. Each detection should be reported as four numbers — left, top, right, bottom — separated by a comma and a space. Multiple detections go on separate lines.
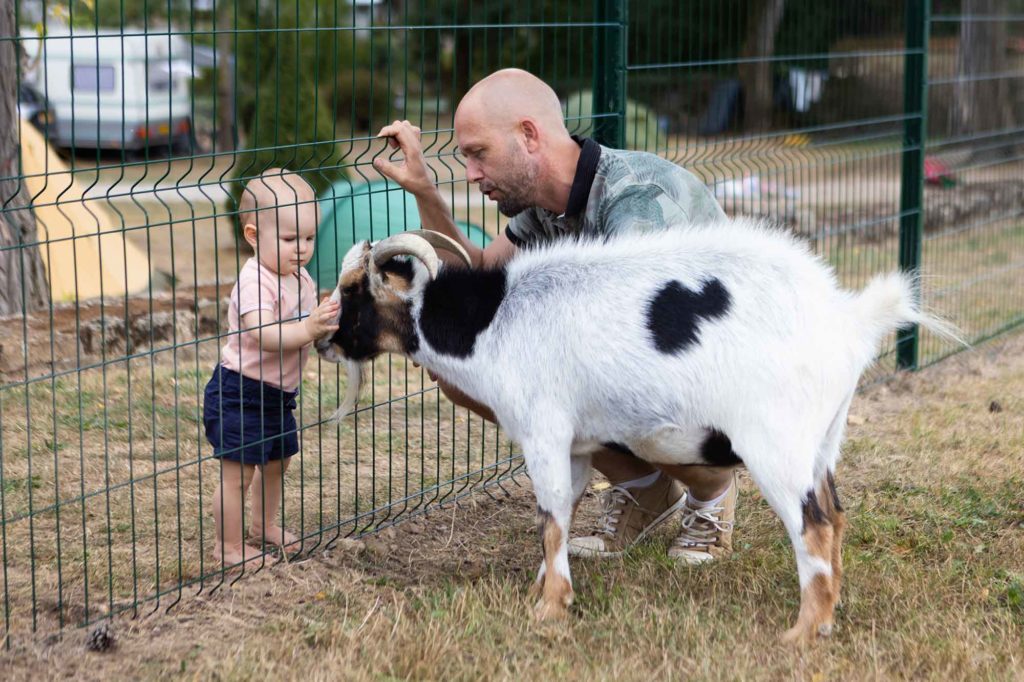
330, 359, 364, 423
852, 271, 966, 348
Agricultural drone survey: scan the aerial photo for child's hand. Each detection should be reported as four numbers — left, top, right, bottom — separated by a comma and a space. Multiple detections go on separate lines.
305, 296, 341, 341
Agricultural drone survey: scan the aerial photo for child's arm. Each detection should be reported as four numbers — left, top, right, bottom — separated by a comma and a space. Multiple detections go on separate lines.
240, 297, 340, 351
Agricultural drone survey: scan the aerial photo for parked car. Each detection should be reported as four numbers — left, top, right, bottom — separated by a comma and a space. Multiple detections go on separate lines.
18, 82, 56, 137
19, 29, 195, 151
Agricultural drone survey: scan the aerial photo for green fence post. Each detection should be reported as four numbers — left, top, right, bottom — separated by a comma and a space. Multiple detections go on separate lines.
593, 0, 626, 149
897, 0, 929, 370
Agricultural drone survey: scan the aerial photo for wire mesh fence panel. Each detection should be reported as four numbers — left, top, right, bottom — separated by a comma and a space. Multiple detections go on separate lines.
625, 0, 924, 384
921, 4, 1024, 365
0, 0, 1021, 643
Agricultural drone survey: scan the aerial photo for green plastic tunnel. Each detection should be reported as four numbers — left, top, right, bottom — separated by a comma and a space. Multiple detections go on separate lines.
308, 179, 491, 290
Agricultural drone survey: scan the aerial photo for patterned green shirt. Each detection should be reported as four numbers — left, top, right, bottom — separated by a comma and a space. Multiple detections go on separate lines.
505, 137, 725, 247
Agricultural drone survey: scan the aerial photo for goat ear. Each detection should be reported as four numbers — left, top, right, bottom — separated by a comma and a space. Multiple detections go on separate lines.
366, 261, 388, 295
367, 270, 408, 298
366, 254, 418, 296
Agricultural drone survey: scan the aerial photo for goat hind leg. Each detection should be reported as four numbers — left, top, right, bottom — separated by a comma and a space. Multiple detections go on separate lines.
824, 472, 846, 604
780, 485, 838, 644
818, 392, 853, 601
747, 453, 837, 644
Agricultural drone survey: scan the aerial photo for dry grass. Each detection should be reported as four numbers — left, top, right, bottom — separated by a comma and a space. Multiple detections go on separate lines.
2, 141, 1019, 679
1, 329, 1021, 681
0, 345, 515, 638
2, 210, 1018, 643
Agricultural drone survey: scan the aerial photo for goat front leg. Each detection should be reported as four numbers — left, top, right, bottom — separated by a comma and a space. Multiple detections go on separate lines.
530, 454, 592, 602
521, 431, 576, 622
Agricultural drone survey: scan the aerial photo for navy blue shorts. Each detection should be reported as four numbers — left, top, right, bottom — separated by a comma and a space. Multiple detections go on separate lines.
203, 366, 299, 465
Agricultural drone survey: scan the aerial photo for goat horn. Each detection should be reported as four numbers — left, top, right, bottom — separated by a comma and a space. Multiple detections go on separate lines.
371, 233, 440, 279
405, 230, 473, 269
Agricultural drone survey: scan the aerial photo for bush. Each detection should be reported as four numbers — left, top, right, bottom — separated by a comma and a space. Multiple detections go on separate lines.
332, 66, 394, 135
229, 85, 342, 237
228, 0, 346, 236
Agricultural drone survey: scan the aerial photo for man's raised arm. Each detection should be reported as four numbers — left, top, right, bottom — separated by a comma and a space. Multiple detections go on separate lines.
373, 120, 511, 268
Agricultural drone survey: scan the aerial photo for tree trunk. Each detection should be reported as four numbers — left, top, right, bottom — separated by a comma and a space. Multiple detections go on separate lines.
955, 0, 1014, 146
0, 3, 49, 315
738, 0, 786, 132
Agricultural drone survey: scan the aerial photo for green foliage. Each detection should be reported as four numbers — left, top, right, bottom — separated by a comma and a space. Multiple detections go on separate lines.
405, 0, 913, 132
55, 0, 204, 30
232, 1, 342, 148
228, 0, 350, 232
332, 64, 397, 134
405, 0, 595, 106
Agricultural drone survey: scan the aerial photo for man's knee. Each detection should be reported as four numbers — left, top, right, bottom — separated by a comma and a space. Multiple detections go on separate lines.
591, 446, 658, 484
659, 464, 735, 500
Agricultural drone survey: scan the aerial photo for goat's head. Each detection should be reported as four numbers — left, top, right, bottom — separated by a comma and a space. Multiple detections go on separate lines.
316, 230, 472, 419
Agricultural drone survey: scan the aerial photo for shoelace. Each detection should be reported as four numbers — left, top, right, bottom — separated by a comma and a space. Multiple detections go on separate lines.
673, 503, 733, 549
596, 485, 641, 537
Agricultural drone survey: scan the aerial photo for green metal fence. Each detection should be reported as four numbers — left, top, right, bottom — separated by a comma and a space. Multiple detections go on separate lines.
0, 0, 1021, 642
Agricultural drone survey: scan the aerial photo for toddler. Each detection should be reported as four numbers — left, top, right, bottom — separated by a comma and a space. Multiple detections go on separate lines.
203, 168, 339, 568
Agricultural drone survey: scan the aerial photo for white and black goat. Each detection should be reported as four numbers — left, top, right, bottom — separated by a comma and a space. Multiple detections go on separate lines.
316, 221, 959, 642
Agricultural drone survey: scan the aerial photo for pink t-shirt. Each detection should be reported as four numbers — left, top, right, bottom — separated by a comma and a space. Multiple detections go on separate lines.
220, 258, 319, 393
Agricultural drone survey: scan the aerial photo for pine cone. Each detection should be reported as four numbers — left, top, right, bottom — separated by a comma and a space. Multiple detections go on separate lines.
85, 622, 115, 652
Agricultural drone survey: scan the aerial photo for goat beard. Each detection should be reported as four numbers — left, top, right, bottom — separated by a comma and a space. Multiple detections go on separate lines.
331, 359, 365, 422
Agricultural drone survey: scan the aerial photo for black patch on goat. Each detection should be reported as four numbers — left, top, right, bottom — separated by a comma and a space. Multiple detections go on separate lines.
536, 506, 553, 543
419, 267, 507, 357
801, 489, 827, 533
601, 441, 636, 456
700, 429, 743, 467
646, 278, 731, 354
329, 259, 419, 360
826, 471, 843, 513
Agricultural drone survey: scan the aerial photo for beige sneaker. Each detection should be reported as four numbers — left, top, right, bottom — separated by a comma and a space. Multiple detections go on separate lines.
568, 474, 687, 558
668, 481, 736, 564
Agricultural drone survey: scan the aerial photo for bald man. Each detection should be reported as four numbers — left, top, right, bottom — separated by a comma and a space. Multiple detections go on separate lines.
373, 69, 738, 564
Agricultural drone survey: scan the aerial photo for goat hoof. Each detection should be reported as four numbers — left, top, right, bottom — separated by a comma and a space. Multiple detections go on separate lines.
533, 598, 568, 623
782, 620, 832, 645
781, 624, 814, 645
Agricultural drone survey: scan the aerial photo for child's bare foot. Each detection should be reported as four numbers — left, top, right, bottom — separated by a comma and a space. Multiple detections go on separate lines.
250, 526, 301, 554
214, 543, 268, 571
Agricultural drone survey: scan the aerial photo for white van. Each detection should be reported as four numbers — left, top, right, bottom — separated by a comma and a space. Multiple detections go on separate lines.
20, 29, 195, 151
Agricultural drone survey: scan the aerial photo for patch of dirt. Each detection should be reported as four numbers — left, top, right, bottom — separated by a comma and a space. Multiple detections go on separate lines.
0, 284, 232, 382
851, 330, 1024, 426
0, 275, 345, 383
